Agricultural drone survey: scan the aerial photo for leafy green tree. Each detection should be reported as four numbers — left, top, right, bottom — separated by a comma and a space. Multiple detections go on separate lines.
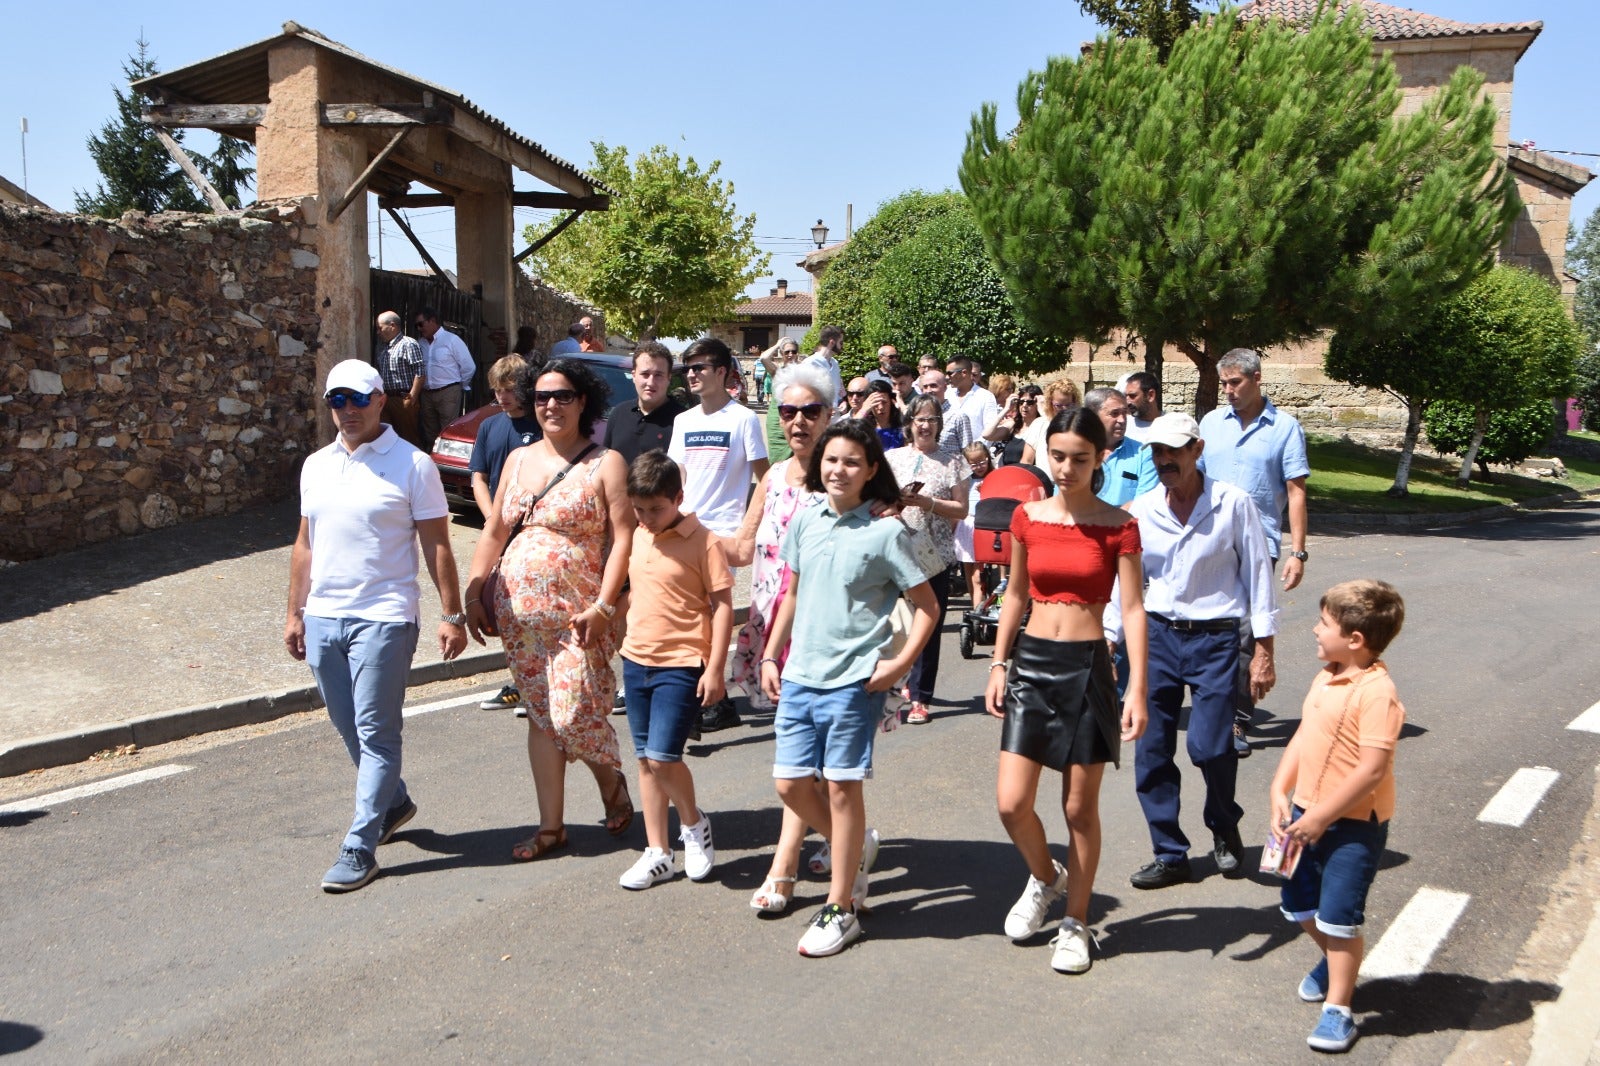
523, 142, 767, 342
860, 199, 1061, 375
1077, 0, 1209, 61
813, 190, 969, 377
76, 38, 205, 216
1424, 399, 1557, 474
1569, 208, 1600, 429
960, 6, 1519, 414
1414, 266, 1581, 484
1332, 266, 1580, 488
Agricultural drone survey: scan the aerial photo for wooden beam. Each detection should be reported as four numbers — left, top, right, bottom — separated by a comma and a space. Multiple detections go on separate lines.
327, 128, 411, 223
150, 127, 231, 213
384, 206, 455, 287
379, 191, 610, 211
319, 103, 454, 126
513, 209, 587, 264
143, 103, 267, 127
445, 109, 594, 198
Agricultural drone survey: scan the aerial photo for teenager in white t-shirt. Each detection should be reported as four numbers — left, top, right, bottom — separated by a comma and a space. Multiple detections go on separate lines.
803, 324, 845, 407
668, 336, 771, 539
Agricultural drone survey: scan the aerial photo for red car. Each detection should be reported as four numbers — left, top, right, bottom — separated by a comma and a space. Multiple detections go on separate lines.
430, 352, 637, 514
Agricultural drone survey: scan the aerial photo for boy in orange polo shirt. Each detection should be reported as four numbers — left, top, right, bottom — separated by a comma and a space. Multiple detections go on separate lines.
1268, 579, 1406, 1054
617, 450, 734, 890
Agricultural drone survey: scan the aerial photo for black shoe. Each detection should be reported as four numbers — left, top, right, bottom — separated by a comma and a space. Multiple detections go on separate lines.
613, 690, 627, 715
1232, 722, 1251, 758
1130, 857, 1191, 889
699, 698, 741, 733
376, 797, 417, 846
1213, 827, 1246, 876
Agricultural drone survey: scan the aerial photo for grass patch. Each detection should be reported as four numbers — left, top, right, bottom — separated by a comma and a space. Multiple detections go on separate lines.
1306, 435, 1597, 514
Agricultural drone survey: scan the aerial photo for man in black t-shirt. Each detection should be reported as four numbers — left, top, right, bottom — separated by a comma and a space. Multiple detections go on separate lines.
603, 341, 685, 465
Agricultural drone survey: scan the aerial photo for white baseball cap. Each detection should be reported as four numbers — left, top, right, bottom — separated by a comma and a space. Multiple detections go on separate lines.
1144, 412, 1201, 448
324, 359, 384, 396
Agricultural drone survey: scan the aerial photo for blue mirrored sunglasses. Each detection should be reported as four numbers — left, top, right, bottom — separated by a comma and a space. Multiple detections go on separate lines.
326, 390, 374, 409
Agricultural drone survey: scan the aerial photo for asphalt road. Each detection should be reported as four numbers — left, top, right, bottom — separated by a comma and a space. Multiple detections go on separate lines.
4, 504, 1600, 1063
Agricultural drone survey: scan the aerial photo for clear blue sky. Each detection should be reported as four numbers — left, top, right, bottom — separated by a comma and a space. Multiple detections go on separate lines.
4, 0, 1596, 299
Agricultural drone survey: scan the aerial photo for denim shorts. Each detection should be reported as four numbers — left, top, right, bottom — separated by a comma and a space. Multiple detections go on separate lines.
621, 658, 703, 763
1280, 806, 1389, 939
773, 679, 882, 782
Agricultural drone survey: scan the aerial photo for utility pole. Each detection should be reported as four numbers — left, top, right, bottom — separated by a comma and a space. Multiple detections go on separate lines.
19, 117, 28, 202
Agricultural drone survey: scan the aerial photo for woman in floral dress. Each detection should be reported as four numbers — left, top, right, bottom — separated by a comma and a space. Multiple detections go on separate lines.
465, 359, 636, 861
886, 396, 972, 725
725, 363, 834, 912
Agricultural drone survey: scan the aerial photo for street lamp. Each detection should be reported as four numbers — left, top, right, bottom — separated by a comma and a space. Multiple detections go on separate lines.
810, 219, 829, 249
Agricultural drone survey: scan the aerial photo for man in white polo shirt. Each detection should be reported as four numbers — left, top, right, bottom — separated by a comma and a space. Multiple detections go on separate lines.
669, 336, 769, 731
285, 359, 468, 893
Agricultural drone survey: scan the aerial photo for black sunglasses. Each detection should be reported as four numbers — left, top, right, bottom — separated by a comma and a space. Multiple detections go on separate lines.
534, 389, 580, 406
684, 362, 726, 376
846, 390, 870, 400
778, 403, 827, 422
326, 390, 374, 409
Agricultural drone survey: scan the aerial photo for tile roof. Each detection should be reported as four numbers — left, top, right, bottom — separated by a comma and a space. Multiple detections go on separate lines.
734, 290, 814, 320
1239, 0, 1541, 44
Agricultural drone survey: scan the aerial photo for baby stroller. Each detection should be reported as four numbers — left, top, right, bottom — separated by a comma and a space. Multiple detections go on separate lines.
959, 464, 1053, 659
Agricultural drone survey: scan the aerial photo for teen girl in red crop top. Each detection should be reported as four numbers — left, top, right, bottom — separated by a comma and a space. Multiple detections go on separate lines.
983, 406, 1148, 975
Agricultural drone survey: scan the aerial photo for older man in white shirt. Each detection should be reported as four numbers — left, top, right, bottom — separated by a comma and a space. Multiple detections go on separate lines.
414, 307, 478, 453
1107, 413, 1278, 891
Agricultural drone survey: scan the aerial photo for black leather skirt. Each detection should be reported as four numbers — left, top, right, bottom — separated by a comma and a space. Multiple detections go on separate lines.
1000, 633, 1119, 769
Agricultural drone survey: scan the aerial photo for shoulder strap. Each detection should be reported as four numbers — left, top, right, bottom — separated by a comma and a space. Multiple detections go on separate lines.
498, 443, 598, 558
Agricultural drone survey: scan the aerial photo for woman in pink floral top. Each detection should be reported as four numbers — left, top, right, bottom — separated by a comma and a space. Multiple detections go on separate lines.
725, 364, 834, 914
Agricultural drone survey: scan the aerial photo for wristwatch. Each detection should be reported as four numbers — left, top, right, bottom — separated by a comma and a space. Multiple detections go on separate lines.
441, 612, 467, 626
1287, 550, 1309, 562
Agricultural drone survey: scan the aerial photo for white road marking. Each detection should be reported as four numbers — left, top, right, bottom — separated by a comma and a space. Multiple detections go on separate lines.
1360, 887, 1471, 980
1566, 700, 1600, 733
402, 690, 502, 718
1477, 767, 1560, 827
0, 764, 193, 815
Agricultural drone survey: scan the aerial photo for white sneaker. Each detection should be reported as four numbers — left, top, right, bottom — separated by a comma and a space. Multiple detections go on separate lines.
807, 839, 831, 876
619, 847, 677, 890
1050, 916, 1093, 974
852, 827, 881, 911
679, 813, 715, 882
1004, 860, 1068, 941
797, 903, 861, 957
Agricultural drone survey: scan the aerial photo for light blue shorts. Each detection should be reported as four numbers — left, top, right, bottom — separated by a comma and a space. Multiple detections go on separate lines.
773, 679, 882, 782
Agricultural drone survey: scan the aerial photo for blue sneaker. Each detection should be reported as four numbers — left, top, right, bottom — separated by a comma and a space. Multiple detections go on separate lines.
1299, 957, 1329, 1002
1307, 1007, 1357, 1053
321, 846, 378, 893
376, 797, 417, 846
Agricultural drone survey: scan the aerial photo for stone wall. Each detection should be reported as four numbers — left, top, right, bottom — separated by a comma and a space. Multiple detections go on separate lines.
514, 270, 602, 355
0, 201, 322, 562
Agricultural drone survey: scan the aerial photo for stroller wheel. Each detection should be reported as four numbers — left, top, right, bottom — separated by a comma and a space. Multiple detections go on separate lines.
960, 622, 976, 660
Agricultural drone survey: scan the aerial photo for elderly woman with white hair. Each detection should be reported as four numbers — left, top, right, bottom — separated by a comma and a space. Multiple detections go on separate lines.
725, 361, 838, 913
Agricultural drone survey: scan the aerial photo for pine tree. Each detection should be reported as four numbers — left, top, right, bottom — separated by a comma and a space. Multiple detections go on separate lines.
200, 135, 256, 210
75, 38, 207, 217
960, 6, 1519, 413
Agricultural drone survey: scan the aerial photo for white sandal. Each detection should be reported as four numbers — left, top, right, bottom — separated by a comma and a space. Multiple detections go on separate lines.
750, 876, 796, 913
808, 840, 832, 876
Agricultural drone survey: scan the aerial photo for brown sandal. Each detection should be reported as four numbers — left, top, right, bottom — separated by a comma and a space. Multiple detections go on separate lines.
601, 771, 634, 837
511, 827, 567, 862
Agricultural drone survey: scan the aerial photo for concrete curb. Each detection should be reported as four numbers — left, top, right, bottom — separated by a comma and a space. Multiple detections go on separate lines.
1314, 485, 1600, 531
0, 605, 752, 778
0, 648, 508, 778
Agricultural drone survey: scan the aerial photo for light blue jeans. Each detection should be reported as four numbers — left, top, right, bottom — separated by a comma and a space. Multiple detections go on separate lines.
304, 616, 418, 853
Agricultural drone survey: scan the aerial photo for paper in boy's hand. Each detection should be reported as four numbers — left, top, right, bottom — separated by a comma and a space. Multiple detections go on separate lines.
1260, 832, 1304, 878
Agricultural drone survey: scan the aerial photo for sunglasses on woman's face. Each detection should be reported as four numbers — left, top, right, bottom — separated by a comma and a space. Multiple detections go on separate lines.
325, 390, 374, 409
534, 389, 579, 406
778, 403, 827, 422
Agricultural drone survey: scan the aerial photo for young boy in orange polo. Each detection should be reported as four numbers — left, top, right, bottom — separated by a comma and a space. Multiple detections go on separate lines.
617, 450, 734, 890
1268, 579, 1406, 1054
